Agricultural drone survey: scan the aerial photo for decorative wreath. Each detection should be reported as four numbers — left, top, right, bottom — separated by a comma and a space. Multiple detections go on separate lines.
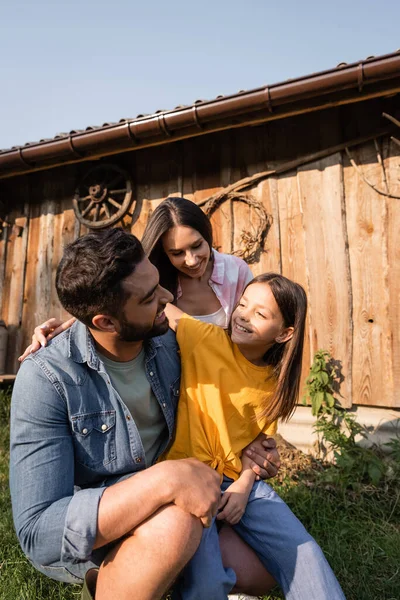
199, 192, 272, 264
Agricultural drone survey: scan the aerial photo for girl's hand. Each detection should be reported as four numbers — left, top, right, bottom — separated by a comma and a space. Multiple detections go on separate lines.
18, 317, 76, 362
217, 478, 251, 525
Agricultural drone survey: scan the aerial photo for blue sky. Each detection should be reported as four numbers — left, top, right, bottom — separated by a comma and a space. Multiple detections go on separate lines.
1, 0, 399, 149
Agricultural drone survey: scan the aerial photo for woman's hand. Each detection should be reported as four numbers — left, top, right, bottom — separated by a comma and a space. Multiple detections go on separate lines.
18, 317, 76, 362
164, 303, 184, 332
242, 435, 281, 480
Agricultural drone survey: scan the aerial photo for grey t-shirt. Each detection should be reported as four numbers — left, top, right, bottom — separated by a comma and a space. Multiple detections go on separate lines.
99, 349, 167, 466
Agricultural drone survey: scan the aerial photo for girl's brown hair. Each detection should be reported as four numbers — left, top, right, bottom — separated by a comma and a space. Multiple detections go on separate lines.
243, 273, 307, 424
141, 197, 213, 299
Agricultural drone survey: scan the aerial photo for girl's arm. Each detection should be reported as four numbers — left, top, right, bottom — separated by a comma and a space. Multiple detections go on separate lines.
216, 438, 278, 525
164, 303, 184, 332
216, 463, 256, 525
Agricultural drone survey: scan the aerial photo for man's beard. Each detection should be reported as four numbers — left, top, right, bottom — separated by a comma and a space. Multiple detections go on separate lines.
117, 313, 169, 342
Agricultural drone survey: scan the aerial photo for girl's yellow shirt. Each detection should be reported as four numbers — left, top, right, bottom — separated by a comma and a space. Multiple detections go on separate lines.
163, 315, 277, 480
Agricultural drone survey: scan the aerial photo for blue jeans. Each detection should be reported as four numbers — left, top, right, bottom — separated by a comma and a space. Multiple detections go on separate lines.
33, 478, 346, 600
172, 478, 346, 600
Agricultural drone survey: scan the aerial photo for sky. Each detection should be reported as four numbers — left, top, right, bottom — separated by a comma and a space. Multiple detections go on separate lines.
1, 0, 399, 150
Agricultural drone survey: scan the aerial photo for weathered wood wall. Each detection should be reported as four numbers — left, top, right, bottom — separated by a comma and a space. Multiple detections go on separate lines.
1, 98, 399, 408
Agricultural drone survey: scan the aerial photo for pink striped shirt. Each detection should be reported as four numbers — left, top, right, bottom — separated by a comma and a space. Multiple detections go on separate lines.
177, 249, 253, 328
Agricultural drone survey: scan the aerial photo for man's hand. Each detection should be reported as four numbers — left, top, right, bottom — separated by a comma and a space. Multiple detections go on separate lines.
165, 458, 221, 528
243, 435, 281, 480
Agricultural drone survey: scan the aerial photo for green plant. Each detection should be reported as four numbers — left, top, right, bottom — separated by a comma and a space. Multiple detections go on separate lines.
384, 425, 400, 463
302, 350, 337, 416
314, 410, 386, 487
303, 351, 386, 488
0, 386, 12, 448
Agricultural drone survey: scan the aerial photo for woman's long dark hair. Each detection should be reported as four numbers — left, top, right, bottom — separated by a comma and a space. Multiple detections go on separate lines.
241, 273, 307, 424
141, 197, 213, 299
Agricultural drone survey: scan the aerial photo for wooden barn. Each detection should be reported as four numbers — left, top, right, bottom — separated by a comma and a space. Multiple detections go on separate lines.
1, 51, 399, 449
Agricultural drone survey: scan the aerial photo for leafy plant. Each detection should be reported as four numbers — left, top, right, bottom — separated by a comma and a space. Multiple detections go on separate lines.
314, 410, 386, 487
384, 427, 400, 472
302, 350, 337, 415
303, 350, 386, 488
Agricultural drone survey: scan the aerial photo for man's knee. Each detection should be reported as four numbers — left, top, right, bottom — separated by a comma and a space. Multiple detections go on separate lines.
133, 505, 202, 562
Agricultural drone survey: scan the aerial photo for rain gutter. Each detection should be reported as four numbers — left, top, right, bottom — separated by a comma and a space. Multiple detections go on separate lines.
1, 51, 400, 179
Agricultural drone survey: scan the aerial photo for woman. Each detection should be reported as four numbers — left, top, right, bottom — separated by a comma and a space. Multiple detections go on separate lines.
142, 196, 253, 328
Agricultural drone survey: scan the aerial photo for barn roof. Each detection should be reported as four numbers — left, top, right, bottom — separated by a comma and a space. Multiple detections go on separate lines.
1, 50, 400, 179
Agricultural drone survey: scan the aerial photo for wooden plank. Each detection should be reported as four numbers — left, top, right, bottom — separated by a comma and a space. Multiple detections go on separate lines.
297, 152, 352, 406
1, 218, 15, 328
0, 374, 16, 383
49, 201, 78, 321
130, 149, 153, 241
343, 142, 393, 407
232, 195, 253, 267
384, 138, 400, 406
230, 130, 257, 261
133, 143, 183, 242
37, 167, 82, 324
182, 134, 223, 204
0, 219, 9, 316
181, 133, 229, 253
20, 203, 40, 355
250, 177, 281, 277
20, 164, 127, 357
211, 138, 234, 254
4, 198, 30, 373
276, 169, 312, 392
229, 127, 277, 274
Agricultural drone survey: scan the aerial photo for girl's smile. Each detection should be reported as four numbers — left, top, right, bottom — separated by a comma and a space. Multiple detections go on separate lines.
233, 321, 254, 334
230, 282, 293, 359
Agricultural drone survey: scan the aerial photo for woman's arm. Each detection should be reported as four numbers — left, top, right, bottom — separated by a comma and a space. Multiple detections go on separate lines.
18, 317, 76, 362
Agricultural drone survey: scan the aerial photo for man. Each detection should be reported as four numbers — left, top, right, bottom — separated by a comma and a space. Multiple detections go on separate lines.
10, 228, 278, 600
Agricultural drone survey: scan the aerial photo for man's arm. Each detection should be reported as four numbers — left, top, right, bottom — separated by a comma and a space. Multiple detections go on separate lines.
10, 360, 220, 566
243, 434, 281, 479
95, 458, 220, 547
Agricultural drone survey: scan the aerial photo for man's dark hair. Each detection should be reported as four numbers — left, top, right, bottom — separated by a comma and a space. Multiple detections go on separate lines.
56, 228, 145, 328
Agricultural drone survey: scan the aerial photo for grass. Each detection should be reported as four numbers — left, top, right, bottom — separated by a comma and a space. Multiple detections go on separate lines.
1, 387, 399, 600
0, 388, 79, 600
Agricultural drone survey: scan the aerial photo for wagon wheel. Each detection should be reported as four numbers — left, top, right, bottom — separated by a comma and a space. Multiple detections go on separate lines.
73, 164, 133, 229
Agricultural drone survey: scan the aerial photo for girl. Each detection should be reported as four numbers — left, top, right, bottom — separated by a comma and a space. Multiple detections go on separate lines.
163, 273, 345, 600
163, 272, 304, 523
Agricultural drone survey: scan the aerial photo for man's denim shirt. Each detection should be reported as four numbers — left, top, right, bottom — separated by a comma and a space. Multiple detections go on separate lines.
9, 321, 180, 568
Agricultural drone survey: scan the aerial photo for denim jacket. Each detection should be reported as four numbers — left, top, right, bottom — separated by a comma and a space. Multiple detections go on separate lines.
9, 321, 180, 568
